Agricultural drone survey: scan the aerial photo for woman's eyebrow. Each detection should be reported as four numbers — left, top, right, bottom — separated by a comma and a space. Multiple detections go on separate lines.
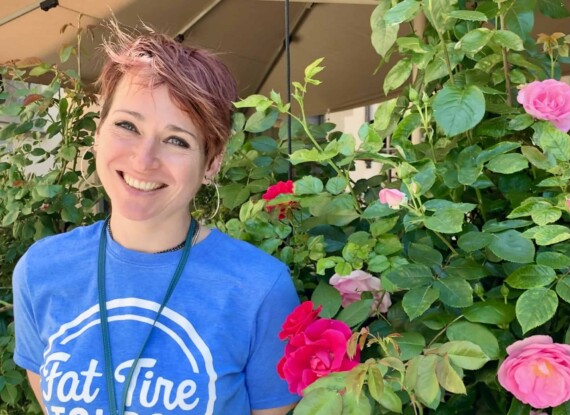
114, 109, 198, 140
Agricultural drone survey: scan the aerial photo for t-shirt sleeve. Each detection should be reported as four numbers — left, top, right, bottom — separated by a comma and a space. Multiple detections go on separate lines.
12, 252, 44, 373
246, 266, 300, 410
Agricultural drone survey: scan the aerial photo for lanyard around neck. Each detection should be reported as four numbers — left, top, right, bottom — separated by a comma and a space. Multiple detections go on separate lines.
97, 218, 197, 415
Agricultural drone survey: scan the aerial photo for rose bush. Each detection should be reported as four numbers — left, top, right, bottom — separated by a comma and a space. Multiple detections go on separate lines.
219, 1, 570, 413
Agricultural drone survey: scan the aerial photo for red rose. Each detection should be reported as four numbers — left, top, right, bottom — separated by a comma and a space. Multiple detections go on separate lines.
277, 318, 360, 396
278, 301, 322, 340
262, 180, 294, 219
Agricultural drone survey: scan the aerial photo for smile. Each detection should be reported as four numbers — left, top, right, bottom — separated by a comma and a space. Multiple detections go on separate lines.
121, 172, 166, 191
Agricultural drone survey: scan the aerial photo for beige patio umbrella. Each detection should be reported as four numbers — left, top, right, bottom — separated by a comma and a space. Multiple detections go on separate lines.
1, 0, 570, 116
0, 0, 389, 116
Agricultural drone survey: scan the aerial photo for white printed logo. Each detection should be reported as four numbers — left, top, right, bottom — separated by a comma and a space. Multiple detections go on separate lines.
40, 298, 217, 415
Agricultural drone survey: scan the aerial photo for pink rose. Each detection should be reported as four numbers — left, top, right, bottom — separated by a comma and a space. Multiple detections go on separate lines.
329, 270, 391, 313
498, 335, 570, 408
517, 79, 570, 132
278, 301, 322, 341
379, 188, 406, 209
277, 318, 360, 395
262, 180, 295, 219
567, 198, 570, 211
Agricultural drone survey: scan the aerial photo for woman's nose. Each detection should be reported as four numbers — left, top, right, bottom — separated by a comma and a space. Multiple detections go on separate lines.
130, 139, 160, 170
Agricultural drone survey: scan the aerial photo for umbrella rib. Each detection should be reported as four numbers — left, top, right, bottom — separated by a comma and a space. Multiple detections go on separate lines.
0, 2, 40, 27
254, 2, 313, 94
176, 0, 224, 40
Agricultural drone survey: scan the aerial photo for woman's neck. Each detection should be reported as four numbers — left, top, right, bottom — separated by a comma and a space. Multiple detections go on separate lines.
108, 214, 193, 253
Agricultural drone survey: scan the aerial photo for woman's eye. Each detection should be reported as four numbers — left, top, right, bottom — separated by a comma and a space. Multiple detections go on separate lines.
165, 136, 190, 148
115, 121, 138, 133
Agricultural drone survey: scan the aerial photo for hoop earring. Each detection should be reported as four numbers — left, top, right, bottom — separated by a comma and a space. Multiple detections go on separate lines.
79, 146, 102, 188
193, 176, 221, 222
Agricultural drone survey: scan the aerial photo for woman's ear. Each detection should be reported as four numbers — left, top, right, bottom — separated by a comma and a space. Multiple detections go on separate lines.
203, 153, 223, 184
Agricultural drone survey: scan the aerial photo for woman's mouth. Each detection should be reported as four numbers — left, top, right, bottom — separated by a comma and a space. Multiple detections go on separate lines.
120, 172, 166, 191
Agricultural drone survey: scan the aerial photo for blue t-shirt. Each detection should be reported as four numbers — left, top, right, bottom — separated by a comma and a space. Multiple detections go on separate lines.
13, 221, 300, 414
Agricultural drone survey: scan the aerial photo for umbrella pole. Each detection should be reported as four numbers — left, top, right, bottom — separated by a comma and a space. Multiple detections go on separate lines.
285, 0, 293, 180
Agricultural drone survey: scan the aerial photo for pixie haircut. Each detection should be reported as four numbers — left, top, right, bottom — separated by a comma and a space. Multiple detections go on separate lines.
97, 24, 238, 164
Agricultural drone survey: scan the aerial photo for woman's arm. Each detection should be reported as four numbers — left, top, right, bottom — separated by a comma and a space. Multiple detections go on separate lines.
26, 370, 45, 413
252, 402, 297, 415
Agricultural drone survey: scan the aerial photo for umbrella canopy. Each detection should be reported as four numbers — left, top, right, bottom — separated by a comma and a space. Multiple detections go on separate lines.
1, 0, 570, 116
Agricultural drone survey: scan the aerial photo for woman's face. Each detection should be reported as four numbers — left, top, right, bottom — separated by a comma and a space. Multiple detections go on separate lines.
95, 73, 220, 225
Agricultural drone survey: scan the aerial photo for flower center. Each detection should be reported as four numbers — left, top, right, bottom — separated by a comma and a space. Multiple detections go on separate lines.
310, 351, 334, 373
531, 359, 553, 377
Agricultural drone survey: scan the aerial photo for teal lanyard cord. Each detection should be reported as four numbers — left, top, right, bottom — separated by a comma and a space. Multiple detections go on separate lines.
97, 218, 197, 415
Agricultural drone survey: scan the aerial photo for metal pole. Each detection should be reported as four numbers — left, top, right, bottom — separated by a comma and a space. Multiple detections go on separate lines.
285, 0, 293, 180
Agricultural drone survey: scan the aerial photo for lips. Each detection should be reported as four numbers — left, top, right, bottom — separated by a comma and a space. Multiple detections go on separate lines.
121, 172, 166, 191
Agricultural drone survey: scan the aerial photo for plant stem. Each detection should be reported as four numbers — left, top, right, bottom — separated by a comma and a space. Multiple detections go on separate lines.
428, 315, 464, 347
475, 187, 487, 222
433, 231, 458, 257
499, 15, 512, 106
438, 31, 455, 84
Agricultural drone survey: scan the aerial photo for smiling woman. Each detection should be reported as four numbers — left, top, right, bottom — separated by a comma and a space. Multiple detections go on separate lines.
12, 22, 300, 415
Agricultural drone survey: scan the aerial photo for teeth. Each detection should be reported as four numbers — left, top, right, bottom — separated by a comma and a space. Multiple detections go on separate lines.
123, 173, 163, 191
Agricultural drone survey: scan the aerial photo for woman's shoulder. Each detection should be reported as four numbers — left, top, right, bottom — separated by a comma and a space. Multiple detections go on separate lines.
24, 221, 103, 259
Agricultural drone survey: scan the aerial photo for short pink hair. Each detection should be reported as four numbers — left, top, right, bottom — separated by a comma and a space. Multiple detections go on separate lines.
97, 24, 238, 164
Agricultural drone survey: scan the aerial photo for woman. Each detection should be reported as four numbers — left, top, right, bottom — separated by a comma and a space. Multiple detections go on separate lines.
13, 25, 300, 415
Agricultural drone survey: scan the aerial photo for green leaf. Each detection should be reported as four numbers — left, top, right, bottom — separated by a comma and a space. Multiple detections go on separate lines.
362, 201, 397, 219
553, 401, 570, 415
458, 231, 494, 252
445, 258, 490, 280
423, 199, 476, 213
492, 30, 525, 51
295, 176, 324, 195
337, 299, 374, 327
294, 388, 343, 415
436, 341, 489, 370
531, 206, 562, 226
476, 141, 521, 164
403, 286, 439, 320
486, 153, 528, 174
244, 109, 279, 133
371, 2, 399, 58
433, 85, 486, 137
220, 183, 251, 210
464, 301, 516, 325
447, 321, 500, 360
488, 230, 535, 263
250, 136, 277, 153
304, 57, 325, 80
59, 44, 74, 63
383, 264, 433, 290
376, 385, 403, 413
537, 252, 570, 269
507, 397, 531, 415
531, 225, 570, 246
505, 265, 556, 289
234, 94, 272, 109
408, 243, 443, 268
436, 355, 466, 394
374, 98, 398, 131
326, 177, 348, 195
538, 0, 570, 18
397, 332, 426, 361
457, 28, 494, 53
384, 58, 413, 95
434, 277, 473, 308
0, 384, 18, 405
516, 287, 558, 334
311, 281, 342, 318
384, 0, 421, 25
367, 365, 384, 404
36, 184, 63, 198
342, 390, 373, 414
424, 208, 464, 234
368, 255, 390, 273
415, 355, 440, 407
532, 121, 570, 161
504, 0, 535, 40
509, 114, 535, 131
422, 0, 458, 32
556, 276, 570, 305
447, 10, 488, 21
456, 145, 483, 185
